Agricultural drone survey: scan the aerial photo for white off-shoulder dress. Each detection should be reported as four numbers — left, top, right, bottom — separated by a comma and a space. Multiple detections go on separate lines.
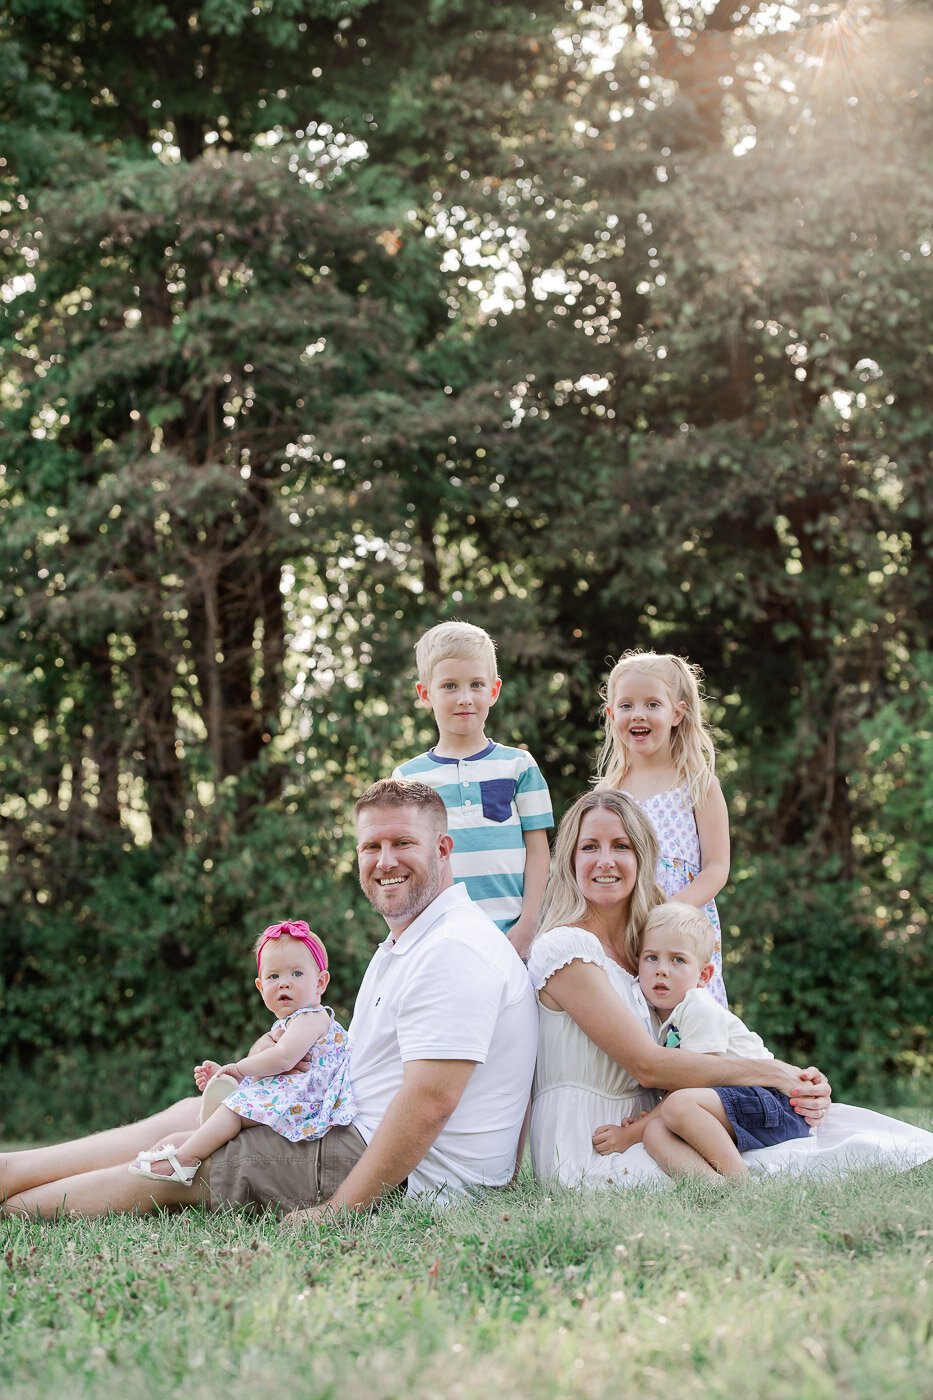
527, 924, 933, 1189
528, 926, 664, 1188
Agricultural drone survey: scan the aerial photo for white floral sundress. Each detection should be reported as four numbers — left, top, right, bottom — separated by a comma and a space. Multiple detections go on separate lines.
624, 784, 727, 1008
221, 1006, 356, 1142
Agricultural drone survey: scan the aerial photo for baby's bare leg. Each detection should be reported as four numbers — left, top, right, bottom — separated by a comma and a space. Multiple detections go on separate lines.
0, 1099, 202, 1202
136, 1108, 245, 1176
659, 1088, 749, 1181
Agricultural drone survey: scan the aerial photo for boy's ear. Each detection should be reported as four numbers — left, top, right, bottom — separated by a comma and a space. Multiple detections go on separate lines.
415, 681, 433, 708
489, 677, 502, 703
697, 962, 715, 987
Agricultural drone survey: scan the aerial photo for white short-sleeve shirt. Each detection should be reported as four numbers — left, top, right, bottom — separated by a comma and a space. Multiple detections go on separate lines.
659, 987, 773, 1058
348, 883, 538, 1201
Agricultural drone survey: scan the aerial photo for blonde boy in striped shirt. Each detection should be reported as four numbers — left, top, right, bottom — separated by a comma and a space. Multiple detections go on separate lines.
392, 622, 553, 959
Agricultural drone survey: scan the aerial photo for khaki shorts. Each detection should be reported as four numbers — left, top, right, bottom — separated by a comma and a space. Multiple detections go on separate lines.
203, 1123, 367, 1216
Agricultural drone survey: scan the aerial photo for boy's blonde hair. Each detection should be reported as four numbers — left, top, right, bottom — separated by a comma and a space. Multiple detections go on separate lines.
596, 650, 716, 808
537, 790, 664, 974
415, 621, 498, 687
640, 902, 715, 966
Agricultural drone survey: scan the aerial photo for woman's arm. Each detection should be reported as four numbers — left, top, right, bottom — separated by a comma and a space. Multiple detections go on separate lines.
671, 777, 730, 908
220, 1009, 330, 1081
542, 960, 830, 1112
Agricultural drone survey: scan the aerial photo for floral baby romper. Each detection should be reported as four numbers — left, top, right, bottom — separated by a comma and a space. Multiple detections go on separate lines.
624, 785, 728, 1008
222, 1006, 357, 1141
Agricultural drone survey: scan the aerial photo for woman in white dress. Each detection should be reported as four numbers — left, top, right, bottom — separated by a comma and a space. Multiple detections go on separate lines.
528, 790, 933, 1188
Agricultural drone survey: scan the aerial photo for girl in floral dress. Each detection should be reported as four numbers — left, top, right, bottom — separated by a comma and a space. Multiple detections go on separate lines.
596, 651, 730, 1007
128, 921, 355, 1185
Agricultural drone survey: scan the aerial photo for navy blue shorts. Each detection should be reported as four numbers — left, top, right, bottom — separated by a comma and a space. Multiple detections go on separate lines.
714, 1085, 812, 1154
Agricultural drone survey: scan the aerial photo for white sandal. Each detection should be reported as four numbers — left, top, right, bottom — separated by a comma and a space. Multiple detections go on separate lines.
198, 1072, 239, 1124
128, 1144, 201, 1186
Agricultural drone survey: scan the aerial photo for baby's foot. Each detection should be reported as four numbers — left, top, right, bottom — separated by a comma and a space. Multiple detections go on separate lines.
128, 1145, 200, 1186
194, 1060, 222, 1092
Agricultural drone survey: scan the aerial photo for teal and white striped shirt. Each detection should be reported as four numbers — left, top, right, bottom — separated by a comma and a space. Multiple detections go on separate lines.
392, 741, 553, 932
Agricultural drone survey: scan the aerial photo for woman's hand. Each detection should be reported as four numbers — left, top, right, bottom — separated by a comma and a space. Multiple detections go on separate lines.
788, 1066, 832, 1126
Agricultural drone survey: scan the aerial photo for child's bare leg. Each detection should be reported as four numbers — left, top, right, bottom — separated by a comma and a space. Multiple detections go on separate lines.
643, 1116, 720, 1180
0, 1099, 201, 1201
133, 1107, 244, 1177
659, 1088, 749, 1181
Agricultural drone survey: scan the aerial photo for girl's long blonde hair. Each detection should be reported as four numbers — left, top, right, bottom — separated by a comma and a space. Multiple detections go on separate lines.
537, 790, 664, 973
595, 651, 716, 809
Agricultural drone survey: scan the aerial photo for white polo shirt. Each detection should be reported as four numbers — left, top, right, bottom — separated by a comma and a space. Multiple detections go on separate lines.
348, 883, 537, 1201
659, 987, 774, 1059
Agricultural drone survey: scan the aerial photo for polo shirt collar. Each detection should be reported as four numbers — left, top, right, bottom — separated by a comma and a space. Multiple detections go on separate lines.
384, 882, 471, 956
427, 740, 495, 764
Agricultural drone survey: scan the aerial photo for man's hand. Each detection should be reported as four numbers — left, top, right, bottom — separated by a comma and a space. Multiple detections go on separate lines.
280, 1202, 339, 1230
283, 1059, 476, 1227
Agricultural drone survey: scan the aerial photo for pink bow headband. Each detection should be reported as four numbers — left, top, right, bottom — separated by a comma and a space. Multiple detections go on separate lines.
256, 921, 328, 975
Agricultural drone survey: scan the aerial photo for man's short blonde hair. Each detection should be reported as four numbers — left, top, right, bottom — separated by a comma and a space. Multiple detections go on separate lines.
415, 621, 498, 687
641, 902, 715, 965
354, 778, 448, 837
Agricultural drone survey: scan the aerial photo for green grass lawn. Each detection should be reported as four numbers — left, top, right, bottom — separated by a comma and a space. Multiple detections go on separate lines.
2, 1124, 931, 1400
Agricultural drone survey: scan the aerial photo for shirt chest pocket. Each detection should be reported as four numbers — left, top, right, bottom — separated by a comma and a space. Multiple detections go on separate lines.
479, 778, 517, 822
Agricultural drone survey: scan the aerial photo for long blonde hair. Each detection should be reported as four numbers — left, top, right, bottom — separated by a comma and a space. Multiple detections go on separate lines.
537, 790, 664, 972
596, 651, 716, 809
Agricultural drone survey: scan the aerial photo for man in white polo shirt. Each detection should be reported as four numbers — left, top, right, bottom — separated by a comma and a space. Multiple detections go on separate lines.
1, 779, 538, 1219
271, 777, 538, 1220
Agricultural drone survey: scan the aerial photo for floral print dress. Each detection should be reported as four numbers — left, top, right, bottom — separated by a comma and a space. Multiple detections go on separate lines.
222, 1006, 356, 1141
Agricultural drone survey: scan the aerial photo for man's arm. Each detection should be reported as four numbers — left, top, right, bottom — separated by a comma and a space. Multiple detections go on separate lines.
282, 1058, 476, 1226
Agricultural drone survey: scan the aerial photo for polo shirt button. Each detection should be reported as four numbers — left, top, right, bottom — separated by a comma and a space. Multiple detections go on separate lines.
465, 799, 472, 806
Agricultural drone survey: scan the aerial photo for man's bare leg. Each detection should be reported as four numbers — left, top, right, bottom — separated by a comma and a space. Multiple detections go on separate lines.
4, 1159, 210, 1219
0, 1098, 201, 1201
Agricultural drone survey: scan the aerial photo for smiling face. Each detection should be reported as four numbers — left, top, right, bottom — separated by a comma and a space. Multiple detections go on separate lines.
573, 807, 639, 920
607, 670, 686, 764
637, 923, 713, 1013
255, 936, 329, 1018
416, 656, 501, 755
355, 802, 454, 936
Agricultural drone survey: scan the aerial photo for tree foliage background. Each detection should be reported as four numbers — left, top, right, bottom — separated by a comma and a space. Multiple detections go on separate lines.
2, 0, 931, 1137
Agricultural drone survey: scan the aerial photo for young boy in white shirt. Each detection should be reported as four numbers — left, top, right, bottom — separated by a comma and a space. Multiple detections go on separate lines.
392, 621, 553, 958
592, 902, 811, 1180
